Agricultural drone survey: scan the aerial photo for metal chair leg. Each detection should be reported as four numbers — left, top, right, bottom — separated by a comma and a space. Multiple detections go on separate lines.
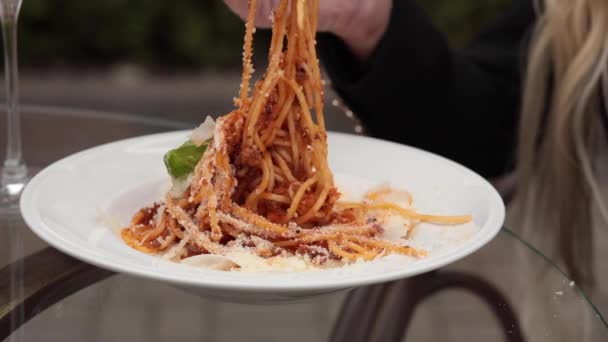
426, 271, 525, 342
330, 273, 430, 342
330, 271, 525, 342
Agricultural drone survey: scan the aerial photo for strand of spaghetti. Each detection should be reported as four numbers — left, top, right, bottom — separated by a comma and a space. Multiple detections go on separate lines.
229, 204, 290, 235
343, 240, 368, 254
270, 139, 292, 147
296, 223, 380, 238
178, 197, 193, 209
127, 224, 152, 240
310, 69, 324, 120
286, 107, 300, 171
309, 144, 332, 190
129, 209, 149, 226
272, 240, 299, 247
297, 186, 330, 224
344, 241, 379, 261
372, 203, 472, 225
283, 0, 299, 79
296, 127, 309, 176
303, 81, 314, 114
338, 202, 472, 225
297, 5, 309, 60
301, 146, 313, 177
165, 197, 223, 254
265, 154, 275, 191
298, 63, 314, 105
138, 208, 167, 244
243, 56, 282, 144
267, 1, 289, 126
220, 223, 243, 239
288, 83, 329, 190
272, 164, 284, 177
287, 81, 329, 186
268, 0, 289, 58
274, 129, 288, 137
239, 0, 257, 107
274, 232, 340, 247
349, 236, 425, 258
303, 0, 325, 132
275, 80, 286, 123
298, 63, 324, 145
284, 175, 318, 222
277, 147, 292, 164
262, 91, 295, 144
311, 0, 319, 34
159, 228, 176, 250
208, 193, 222, 242
189, 146, 216, 202
194, 200, 209, 230
284, 78, 318, 138
217, 211, 287, 240
404, 221, 418, 240
253, 130, 268, 154
366, 187, 414, 206
247, 83, 282, 156
245, 153, 271, 209
328, 241, 358, 261
260, 193, 292, 204
216, 145, 237, 208
274, 172, 286, 183
296, 0, 305, 29
416, 213, 472, 225
272, 151, 297, 182
161, 234, 190, 260
296, 6, 315, 107
168, 216, 184, 240
335, 202, 364, 209
122, 229, 159, 253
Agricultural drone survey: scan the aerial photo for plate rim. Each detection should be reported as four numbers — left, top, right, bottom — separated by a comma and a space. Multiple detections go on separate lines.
20, 130, 505, 293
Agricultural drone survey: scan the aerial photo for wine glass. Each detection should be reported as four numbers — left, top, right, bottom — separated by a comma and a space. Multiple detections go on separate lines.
0, 0, 29, 212
0, 3, 29, 340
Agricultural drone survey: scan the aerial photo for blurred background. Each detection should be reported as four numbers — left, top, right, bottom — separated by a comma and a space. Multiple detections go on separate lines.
4, 0, 510, 128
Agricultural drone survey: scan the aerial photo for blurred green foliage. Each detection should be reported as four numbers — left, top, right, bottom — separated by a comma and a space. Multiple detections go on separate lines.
15, 0, 510, 69
420, 0, 511, 46
19, 0, 244, 68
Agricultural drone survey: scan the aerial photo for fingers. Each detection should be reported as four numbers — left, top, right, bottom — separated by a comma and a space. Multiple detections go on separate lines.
255, 0, 280, 28
223, 0, 352, 34
223, 0, 248, 17
223, 0, 277, 28
317, 1, 358, 34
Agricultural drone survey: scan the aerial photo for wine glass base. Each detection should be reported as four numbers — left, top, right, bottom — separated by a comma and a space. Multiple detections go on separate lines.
0, 166, 38, 210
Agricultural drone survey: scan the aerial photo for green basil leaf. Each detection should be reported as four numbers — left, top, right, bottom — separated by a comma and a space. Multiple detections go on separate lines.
163, 140, 209, 179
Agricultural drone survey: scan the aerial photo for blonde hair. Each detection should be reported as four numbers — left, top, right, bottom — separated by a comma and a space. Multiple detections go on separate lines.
515, 0, 608, 286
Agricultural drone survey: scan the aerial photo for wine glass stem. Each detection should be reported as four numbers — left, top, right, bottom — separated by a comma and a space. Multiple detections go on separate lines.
1, 10, 26, 184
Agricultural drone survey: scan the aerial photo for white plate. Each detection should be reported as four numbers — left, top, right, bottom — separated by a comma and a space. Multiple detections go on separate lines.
21, 131, 504, 303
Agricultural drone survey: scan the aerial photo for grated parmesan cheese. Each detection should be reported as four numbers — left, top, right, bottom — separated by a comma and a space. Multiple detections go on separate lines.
169, 174, 194, 198
190, 116, 216, 146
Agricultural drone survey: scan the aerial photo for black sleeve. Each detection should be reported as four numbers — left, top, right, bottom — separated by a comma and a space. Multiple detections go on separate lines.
318, 0, 535, 178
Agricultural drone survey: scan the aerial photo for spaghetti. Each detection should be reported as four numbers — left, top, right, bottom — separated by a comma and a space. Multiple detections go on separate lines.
121, 0, 472, 268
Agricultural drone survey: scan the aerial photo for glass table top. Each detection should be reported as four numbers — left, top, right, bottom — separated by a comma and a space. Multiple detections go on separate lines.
1, 106, 606, 342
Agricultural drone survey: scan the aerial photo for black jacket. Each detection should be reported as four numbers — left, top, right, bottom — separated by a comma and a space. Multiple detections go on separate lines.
319, 0, 536, 178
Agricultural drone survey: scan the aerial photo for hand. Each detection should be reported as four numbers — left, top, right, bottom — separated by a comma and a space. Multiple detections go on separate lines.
223, 0, 392, 61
